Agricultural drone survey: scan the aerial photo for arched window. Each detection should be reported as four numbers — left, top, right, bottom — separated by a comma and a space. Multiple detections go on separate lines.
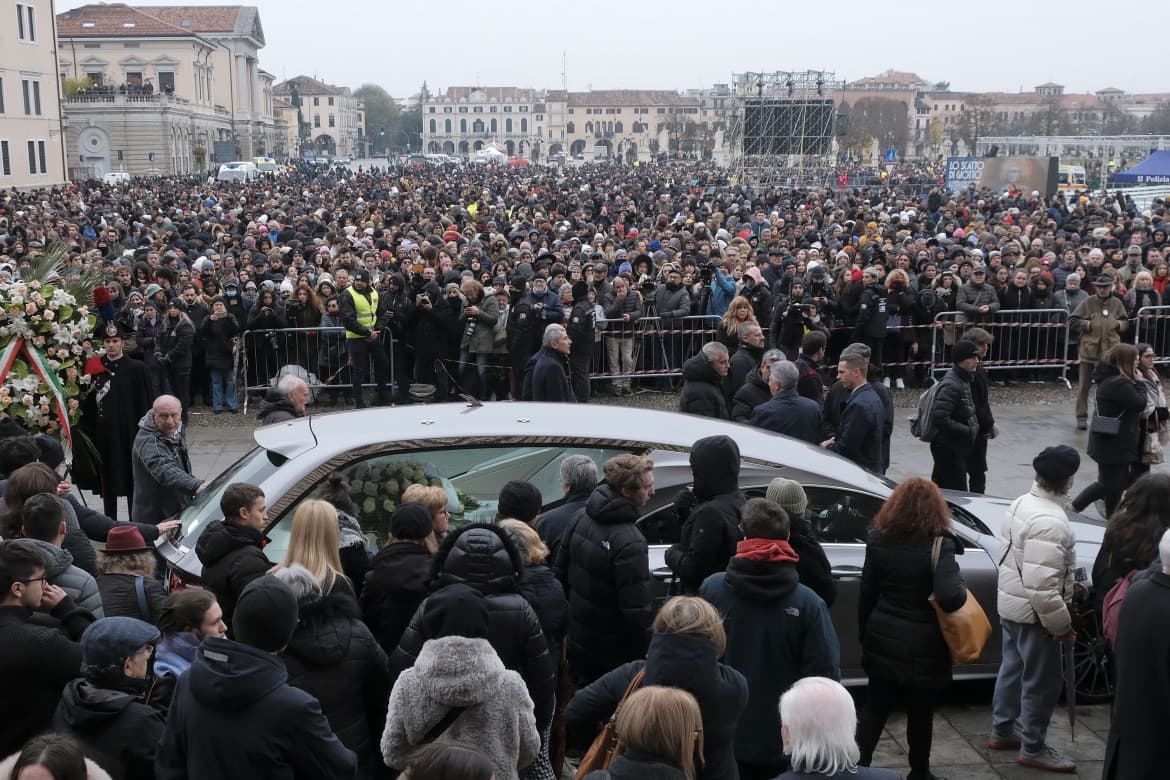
615, 121, 623, 133
506, 117, 513, 133
429, 118, 436, 133
585, 121, 593, 134
472, 119, 484, 133
566, 121, 575, 133
520, 118, 527, 133
490, 118, 497, 133
460, 118, 467, 133
444, 118, 452, 133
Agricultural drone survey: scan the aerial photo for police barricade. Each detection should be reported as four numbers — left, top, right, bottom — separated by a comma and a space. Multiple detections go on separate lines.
866, 322, 939, 381
931, 309, 1071, 385
238, 326, 400, 410
1133, 306, 1170, 367
590, 315, 722, 386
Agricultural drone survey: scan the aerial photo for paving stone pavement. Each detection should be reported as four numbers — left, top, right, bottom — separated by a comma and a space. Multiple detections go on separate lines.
868, 696, 1109, 779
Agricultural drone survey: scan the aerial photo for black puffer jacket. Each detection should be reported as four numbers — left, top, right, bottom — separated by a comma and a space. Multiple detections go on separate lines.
389, 524, 556, 730
858, 530, 967, 689
53, 677, 165, 780
198, 314, 239, 371
679, 354, 728, 419
555, 484, 653, 686
283, 586, 391, 780
665, 436, 745, 594
194, 520, 273, 629
730, 370, 771, 422
1088, 360, 1147, 465
360, 541, 432, 656
929, 365, 978, 453
789, 514, 837, 607
566, 632, 748, 780
518, 564, 569, 667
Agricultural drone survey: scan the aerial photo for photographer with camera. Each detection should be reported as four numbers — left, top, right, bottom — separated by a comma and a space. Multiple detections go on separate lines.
380, 272, 416, 404
769, 279, 826, 360
410, 279, 456, 399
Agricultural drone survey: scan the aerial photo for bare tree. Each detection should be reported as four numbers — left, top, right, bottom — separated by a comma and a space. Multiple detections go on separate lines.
842, 97, 909, 157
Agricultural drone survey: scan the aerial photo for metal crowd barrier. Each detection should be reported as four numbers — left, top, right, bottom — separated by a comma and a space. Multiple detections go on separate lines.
931, 309, 1072, 386
1133, 306, 1170, 365
237, 326, 400, 408
590, 315, 721, 381
237, 308, 1079, 403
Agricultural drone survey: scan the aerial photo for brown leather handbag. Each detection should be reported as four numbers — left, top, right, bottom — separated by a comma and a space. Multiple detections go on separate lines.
573, 668, 646, 779
929, 537, 992, 664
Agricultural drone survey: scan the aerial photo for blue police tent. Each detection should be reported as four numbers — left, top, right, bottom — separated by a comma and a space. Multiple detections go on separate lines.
1114, 151, 1170, 185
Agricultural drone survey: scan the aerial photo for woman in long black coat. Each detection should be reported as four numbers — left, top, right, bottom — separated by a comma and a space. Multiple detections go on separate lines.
1071, 344, 1147, 518
855, 478, 967, 780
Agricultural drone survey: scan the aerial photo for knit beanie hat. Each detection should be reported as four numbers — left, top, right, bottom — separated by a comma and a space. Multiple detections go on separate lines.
765, 478, 808, 518
232, 576, 299, 652
497, 480, 542, 525
390, 503, 433, 541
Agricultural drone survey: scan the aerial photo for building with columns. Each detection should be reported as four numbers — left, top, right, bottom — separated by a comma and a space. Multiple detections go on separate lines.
422, 87, 541, 159
272, 75, 363, 158
544, 89, 703, 163
56, 3, 284, 177
1, 0, 69, 187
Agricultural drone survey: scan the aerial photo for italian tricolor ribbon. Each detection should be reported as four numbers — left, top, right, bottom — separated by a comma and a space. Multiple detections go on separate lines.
0, 336, 74, 460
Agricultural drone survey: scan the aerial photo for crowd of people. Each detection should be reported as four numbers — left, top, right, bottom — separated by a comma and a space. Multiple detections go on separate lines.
2, 432, 1169, 780
1, 160, 1170, 779
1, 159, 1167, 414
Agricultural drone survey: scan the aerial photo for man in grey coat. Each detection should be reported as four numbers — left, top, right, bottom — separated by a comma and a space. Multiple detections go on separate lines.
130, 395, 206, 525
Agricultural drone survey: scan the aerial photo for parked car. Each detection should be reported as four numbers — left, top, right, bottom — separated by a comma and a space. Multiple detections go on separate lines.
216, 161, 260, 183
156, 404, 1111, 698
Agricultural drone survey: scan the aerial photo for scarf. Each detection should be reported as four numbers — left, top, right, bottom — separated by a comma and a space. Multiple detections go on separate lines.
735, 537, 800, 563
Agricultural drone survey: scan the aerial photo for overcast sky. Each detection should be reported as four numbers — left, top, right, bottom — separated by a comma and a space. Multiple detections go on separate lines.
59, 0, 1168, 99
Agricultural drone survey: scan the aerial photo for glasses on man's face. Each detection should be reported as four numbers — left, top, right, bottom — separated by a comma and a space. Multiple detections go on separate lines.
18, 576, 47, 586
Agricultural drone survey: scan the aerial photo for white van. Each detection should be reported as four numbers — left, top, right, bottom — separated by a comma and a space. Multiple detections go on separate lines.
216, 161, 260, 183
102, 171, 132, 186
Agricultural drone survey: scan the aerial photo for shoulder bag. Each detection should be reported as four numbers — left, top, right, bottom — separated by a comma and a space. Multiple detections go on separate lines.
574, 668, 646, 779
929, 537, 992, 664
134, 575, 152, 623
1089, 403, 1122, 436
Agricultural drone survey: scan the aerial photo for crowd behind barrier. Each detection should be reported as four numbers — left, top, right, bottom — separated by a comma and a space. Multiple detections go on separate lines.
235, 307, 1093, 402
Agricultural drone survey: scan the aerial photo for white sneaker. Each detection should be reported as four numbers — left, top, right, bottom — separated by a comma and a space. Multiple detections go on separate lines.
882, 377, 892, 388
895, 378, 906, 389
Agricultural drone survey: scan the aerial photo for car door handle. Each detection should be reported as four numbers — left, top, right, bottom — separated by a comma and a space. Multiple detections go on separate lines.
831, 565, 862, 579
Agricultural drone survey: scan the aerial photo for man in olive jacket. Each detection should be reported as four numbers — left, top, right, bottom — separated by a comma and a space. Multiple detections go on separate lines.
1070, 275, 1127, 429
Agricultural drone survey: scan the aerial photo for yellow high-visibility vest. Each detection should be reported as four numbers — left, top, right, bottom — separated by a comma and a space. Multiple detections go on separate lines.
345, 286, 379, 339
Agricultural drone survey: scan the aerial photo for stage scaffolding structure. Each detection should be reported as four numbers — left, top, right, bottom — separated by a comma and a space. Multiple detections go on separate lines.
727, 70, 844, 190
